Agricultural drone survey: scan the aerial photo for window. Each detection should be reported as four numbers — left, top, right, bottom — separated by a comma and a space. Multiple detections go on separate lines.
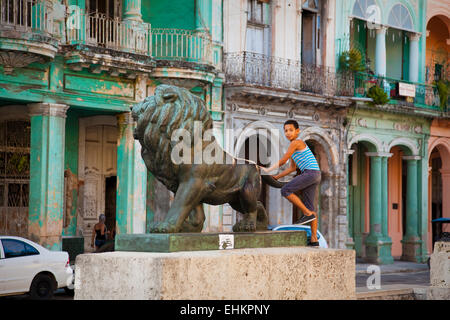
87, 0, 121, 19
303, 0, 318, 11
246, 0, 271, 55
0, 120, 30, 209
388, 4, 413, 31
352, 0, 377, 21
1, 239, 39, 259
247, 0, 264, 24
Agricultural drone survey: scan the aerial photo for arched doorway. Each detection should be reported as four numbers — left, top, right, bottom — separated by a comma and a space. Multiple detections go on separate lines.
237, 134, 272, 208
429, 147, 442, 248
427, 139, 450, 253
387, 146, 411, 259
425, 15, 449, 84
78, 116, 118, 252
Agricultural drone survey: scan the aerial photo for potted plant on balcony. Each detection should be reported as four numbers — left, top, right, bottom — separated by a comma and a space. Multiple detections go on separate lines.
367, 84, 389, 107
339, 48, 366, 96
435, 79, 449, 111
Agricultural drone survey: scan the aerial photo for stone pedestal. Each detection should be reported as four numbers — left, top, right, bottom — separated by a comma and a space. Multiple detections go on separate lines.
74, 247, 355, 300
427, 242, 450, 300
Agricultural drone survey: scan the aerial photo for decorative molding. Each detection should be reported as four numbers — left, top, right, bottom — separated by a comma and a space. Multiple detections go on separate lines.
365, 152, 393, 158
0, 51, 46, 75
408, 32, 422, 42
402, 155, 421, 161
117, 112, 135, 126
28, 103, 69, 118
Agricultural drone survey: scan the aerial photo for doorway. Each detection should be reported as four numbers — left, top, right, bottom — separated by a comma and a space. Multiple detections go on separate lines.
104, 176, 116, 239
79, 117, 118, 252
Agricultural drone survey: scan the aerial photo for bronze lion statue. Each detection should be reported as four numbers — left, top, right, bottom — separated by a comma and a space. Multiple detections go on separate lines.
132, 84, 284, 233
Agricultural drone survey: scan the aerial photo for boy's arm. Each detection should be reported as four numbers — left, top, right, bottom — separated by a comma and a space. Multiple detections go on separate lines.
263, 141, 302, 173
273, 159, 296, 180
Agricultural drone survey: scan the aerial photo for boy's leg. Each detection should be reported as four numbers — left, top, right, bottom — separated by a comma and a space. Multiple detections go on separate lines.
281, 171, 319, 217
301, 180, 320, 243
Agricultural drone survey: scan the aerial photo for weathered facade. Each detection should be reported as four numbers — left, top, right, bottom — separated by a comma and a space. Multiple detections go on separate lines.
1, 0, 449, 265
223, 0, 353, 249
0, 0, 224, 252
338, 0, 449, 263
425, 0, 450, 255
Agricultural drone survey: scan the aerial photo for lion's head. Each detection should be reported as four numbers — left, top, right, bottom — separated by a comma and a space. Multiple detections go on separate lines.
132, 84, 214, 192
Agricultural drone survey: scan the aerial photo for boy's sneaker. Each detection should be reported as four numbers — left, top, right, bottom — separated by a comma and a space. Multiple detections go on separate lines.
294, 214, 316, 225
308, 241, 320, 247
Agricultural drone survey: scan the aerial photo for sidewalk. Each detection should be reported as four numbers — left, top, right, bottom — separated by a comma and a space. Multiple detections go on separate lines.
356, 260, 429, 275
355, 260, 430, 299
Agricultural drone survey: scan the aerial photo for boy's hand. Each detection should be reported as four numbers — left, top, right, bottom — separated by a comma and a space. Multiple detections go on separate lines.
260, 166, 270, 173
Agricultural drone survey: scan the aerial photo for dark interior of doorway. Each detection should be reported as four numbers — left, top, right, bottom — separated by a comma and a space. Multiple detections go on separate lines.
105, 176, 116, 239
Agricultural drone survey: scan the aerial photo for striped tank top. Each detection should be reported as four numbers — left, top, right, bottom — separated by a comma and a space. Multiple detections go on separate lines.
291, 145, 320, 172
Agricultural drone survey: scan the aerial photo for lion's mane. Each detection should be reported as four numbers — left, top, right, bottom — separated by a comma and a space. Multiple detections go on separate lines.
132, 85, 215, 192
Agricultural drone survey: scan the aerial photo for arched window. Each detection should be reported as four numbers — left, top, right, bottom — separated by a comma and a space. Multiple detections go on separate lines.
303, 0, 319, 11
388, 4, 413, 31
352, 0, 377, 21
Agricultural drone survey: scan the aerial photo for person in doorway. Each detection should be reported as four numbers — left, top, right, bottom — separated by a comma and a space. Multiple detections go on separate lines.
91, 214, 107, 251
261, 120, 321, 246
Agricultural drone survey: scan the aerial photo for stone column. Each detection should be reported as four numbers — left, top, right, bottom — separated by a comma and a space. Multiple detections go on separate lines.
365, 152, 393, 264
402, 155, 423, 262
408, 33, 421, 83
123, 0, 142, 22
375, 26, 387, 77
116, 112, 147, 235
28, 103, 69, 251
381, 154, 394, 264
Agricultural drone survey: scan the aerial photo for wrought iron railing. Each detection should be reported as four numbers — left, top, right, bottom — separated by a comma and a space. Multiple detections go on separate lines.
0, 0, 53, 34
354, 72, 445, 111
67, 13, 151, 55
151, 28, 213, 65
224, 51, 355, 96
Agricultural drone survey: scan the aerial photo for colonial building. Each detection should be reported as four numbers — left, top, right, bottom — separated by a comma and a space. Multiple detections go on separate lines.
425, 0, 450, 255
223, 0, 354, 249
0, 0, 223, 252
337, 0, 449, 263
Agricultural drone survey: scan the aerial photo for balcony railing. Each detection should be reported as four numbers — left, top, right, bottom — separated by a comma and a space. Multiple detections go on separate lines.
354, 72, 446, 111
67, 13, 151, 55
151, 28, 213, 65
224, 51, 355, 97
0, 0, 53, 35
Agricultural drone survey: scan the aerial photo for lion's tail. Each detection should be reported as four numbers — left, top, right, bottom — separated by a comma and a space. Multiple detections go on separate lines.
261, 174, 287, 189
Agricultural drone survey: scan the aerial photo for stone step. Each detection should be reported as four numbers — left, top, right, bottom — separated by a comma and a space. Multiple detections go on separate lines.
356, 287, 428, 300
115, 230, 307, 253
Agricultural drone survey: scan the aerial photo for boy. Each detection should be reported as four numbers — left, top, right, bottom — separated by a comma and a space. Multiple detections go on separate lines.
262, 120, 321, 246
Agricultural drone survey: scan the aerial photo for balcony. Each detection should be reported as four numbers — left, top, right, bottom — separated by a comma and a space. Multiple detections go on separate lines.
64, 12, 154, 76
0, 0, 60, 72
151, 28, 214, 67
354, 72, 448, 113
66, 13, 151, 56
224, 51, 354, 97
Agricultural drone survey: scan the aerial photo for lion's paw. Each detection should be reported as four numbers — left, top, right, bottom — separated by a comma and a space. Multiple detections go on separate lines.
232, 220, 256, 232
149, 221, 179, 233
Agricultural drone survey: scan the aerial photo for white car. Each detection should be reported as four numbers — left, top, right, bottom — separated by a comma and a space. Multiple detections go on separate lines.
0, 236, 74, 299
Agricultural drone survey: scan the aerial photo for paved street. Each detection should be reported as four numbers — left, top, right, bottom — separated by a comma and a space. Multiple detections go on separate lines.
356, 270, 430, 290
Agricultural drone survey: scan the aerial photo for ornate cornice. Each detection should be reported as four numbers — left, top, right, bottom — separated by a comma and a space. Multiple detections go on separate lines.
28, 103, 69, 118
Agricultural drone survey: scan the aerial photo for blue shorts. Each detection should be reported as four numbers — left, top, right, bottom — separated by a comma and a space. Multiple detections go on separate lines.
95, 239, 106, 248
281, 169, 321, 211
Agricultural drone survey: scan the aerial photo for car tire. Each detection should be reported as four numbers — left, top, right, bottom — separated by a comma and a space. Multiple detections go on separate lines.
29, 274, 55, 300
64, 287, 75, 296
